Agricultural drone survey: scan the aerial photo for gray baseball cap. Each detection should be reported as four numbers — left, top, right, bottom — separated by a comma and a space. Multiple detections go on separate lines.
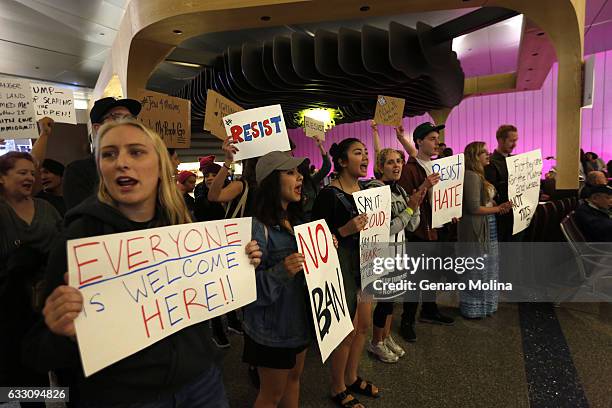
256, 151, 305, 184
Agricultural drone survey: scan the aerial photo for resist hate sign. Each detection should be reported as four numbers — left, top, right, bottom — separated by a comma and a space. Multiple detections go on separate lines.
507, 149, 542, 235
31, 83, 76, 124
137, 89, 191, 148
428, 154, 465, 228
223, 104, 291, 161
68, 218, 256, 376
0, 77, 38, 139
204, 90, 243, 140
294, 220, 353, 363
353, 186, 391, 289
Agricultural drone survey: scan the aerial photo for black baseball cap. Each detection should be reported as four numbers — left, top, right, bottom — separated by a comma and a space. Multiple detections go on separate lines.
89, 97, 142, 124
413, 122, 445, 144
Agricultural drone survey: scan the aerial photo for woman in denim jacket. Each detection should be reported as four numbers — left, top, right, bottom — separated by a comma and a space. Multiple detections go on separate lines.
242, 151, 312, 408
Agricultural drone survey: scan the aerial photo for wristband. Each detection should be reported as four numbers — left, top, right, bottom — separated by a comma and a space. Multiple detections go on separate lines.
405, 207, 414, 216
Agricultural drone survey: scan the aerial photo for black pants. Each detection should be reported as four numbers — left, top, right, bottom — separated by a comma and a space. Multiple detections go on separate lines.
401, 237, 441, 325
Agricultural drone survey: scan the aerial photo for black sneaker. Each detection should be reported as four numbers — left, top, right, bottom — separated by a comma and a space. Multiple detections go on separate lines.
400, 323, 417, 342
419, 312, 455, 326
227, 318, 244, 335
212, 330, 231, 348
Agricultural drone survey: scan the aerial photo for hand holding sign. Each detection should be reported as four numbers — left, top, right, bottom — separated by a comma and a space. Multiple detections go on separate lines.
43, 273, 83, 338
284, 253, 306, 276
222, 136, 239, 163
38, 117, 54, 137
341, 213, 368, 236
223, 105, 290, 161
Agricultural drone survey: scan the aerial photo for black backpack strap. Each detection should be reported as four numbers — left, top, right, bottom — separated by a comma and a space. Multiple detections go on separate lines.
330, 187, 358, 218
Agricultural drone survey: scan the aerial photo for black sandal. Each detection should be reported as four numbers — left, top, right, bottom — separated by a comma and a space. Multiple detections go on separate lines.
331, 390, 365, 407
347, 376, 380, 398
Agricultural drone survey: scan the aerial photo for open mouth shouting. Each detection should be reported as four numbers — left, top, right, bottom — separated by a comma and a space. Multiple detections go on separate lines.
115, 176, 138, 192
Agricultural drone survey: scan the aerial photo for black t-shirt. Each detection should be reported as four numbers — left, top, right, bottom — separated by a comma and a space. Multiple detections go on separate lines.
311, 185, 359, 252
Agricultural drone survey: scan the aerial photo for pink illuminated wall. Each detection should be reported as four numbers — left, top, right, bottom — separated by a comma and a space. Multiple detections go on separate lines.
291, 49, 612, 177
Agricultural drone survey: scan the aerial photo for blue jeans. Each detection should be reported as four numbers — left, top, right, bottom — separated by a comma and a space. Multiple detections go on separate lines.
78, 365, 229, 408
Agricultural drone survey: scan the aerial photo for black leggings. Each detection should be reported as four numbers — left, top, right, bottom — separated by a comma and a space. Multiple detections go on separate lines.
373, 302, 394, 329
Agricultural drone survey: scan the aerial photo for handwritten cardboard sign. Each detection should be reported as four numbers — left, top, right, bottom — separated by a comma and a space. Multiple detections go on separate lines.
204, 90, 243, 140
0, 77, 38, 139
223, 104, 290, 161
507, 149, 542, 235
137, 89, 191, 148
68, 218, 255, 376
30, 83, 76, 124
429, 154, 464, 228
353, 185, 392, 288
374, 95, 405, 127
304, 116, 325, 141
294, 220, 353, 363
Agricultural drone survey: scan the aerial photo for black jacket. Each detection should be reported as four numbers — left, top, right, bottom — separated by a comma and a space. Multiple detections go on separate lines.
23, 198, 218, 404
485, 150, 514, 241
574, 202, 612, 242
63, 156, 98, 211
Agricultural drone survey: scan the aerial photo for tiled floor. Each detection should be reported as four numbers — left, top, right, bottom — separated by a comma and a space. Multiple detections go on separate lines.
222, 302, 611, 408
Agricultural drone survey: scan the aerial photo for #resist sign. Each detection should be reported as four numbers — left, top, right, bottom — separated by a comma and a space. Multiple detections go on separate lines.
223, 104, 291, 161
429, 154, 464, 228
294, 220, 353, 363
68, 218, 256, 377
353, 185, 392, 289
507, 149, 542, 235
31, 83, 76, 124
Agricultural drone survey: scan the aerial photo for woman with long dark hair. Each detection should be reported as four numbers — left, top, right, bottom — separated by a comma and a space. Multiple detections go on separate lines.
312, 138, 377, 408
242, 151, 313, 407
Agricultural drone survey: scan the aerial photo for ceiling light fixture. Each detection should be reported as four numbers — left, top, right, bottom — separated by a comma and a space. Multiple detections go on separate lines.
173, 29, 183, 35
166, 60, 203, 68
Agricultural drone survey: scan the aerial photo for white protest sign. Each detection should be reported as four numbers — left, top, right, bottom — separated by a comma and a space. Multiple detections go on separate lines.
429, 154, 464, 228
223, 104, 290, 161
294, 220, 353, 363
507, 149, 542, 235
0, 77, 37, 139
304, 116, 325, 140
68, 218, 256, 377
353, 185, 391, 289
31, 83, 76, 124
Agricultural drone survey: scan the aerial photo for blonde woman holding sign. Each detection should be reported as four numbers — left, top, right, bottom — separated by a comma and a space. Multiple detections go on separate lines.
25, 119, 262, 407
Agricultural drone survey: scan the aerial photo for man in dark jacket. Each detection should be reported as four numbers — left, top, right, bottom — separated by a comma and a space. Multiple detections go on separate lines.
574, 185, 612, 242
63, 97, 141, 210
398, 122, 454, 342
485, 124, 519, 242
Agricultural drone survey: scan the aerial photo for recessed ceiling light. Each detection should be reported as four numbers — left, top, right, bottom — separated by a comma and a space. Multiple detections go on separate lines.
167, 60, 202, 68
173, 29, 183, 35
360, 5, 370, 11
260, 16, 271, 21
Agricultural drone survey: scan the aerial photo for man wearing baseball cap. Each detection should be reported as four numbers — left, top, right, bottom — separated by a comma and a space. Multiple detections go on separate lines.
63, 97, 141, 210
397, 121, 454, 342
574, 185, 612, 242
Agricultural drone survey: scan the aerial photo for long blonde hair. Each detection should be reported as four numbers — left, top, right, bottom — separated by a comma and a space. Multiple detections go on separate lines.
95, 119, 191, 225
464, 141, 493, 197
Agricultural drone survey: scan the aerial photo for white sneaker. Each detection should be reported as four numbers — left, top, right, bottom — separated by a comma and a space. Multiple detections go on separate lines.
384, 336, 405, 358
367, 341, 399, 363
